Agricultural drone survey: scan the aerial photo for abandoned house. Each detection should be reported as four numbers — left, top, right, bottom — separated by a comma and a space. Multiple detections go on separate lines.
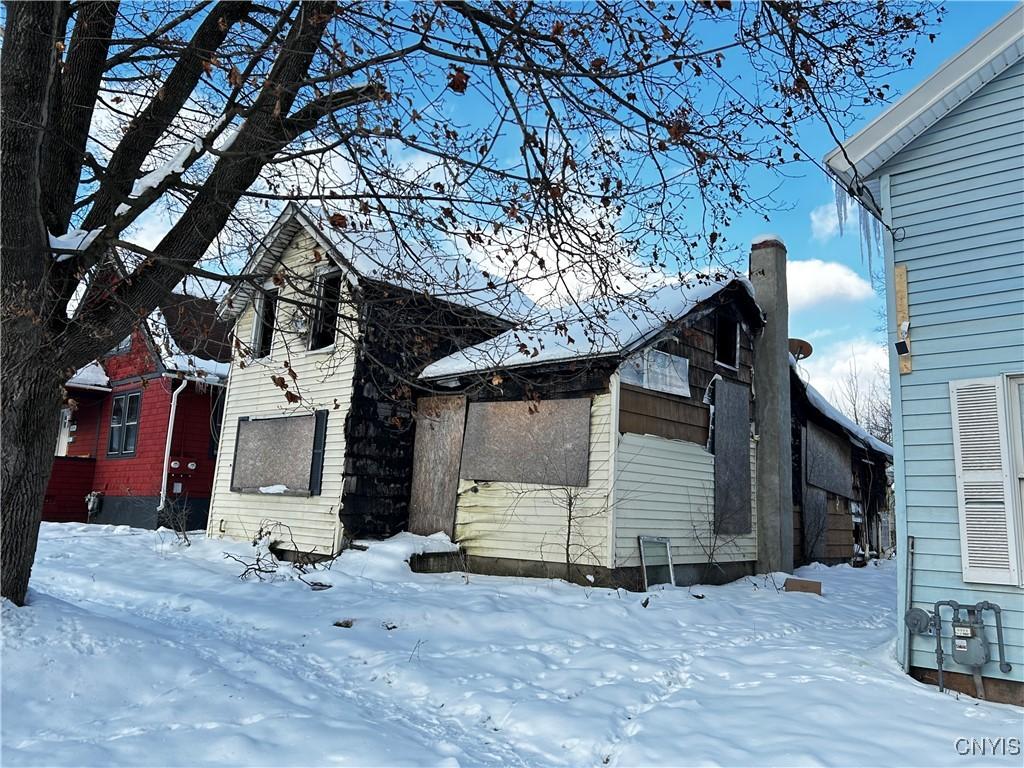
44, 293, 231, 529
409, 254, 771, 589
790, 359, 894, 567
206, 204, 509, 555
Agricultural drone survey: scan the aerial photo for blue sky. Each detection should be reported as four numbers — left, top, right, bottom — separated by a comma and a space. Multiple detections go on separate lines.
116, 1, 1017, 407
724, 0, 1017, 402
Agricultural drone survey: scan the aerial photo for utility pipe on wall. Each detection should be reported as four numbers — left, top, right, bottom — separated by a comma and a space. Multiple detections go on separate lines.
157, 376, 189, 513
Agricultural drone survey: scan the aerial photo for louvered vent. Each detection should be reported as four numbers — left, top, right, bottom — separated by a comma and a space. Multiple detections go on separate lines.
949, 378, 1018, 585
954, 385, 1002, 471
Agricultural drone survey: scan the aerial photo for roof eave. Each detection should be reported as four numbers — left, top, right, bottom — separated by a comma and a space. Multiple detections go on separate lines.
824, 5, 1024, 212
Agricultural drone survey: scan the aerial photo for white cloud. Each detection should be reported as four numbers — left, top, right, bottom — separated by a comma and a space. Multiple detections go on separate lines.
797, 336, 890, 419
787, 258, 873, 311
810, 203, 840, 242
809, 193, 855, 243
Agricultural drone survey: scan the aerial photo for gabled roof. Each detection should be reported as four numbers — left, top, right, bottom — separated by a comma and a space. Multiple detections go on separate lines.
825, 5, 1024, 215
218, 203, 531, 322
146, 293, 233, 382
420, 277, 760, 380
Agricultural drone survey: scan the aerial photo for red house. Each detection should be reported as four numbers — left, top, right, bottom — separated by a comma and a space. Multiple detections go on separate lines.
43, 294, 231, 530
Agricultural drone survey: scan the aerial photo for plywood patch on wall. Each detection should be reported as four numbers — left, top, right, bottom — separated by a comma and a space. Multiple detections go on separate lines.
409, 395, 467, 537
230, 414, 319, 494
713, 379, 752, 535
460, 398, 591, 486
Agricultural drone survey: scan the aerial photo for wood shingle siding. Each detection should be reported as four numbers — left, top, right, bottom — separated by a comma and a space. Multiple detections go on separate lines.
618, 384, 708, 444
880, 57, 1024, 682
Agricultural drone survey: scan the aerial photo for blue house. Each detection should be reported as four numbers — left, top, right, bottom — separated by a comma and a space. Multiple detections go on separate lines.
826, 6, 1023, 705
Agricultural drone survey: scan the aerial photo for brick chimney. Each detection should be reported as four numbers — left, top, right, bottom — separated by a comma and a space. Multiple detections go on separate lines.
749, 235, 794, 573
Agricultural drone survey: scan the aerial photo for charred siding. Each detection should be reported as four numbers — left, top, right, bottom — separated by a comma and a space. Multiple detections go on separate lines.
340, 284, 507, 536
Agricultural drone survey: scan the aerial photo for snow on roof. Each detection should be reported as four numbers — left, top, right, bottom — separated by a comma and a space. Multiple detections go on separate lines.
790, 355, 892, 457
421, 277, 757, 379
751, 234, 786, 247
67, 361, 110, 390
147, 294, 233, 383
220, 203, 533, 322
825, 4, 1024, 212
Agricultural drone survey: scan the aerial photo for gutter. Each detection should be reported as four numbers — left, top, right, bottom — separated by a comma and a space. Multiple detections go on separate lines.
66, 383, 112, 392
156, 375, 189, 513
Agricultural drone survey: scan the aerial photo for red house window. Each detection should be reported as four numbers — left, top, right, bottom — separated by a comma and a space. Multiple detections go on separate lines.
108, 391, 141, 456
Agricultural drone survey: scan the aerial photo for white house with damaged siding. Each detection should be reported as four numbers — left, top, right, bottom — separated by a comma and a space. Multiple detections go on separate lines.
410, 244, 779, 590
206, 204, 515, 555
826, 4, 1024, 705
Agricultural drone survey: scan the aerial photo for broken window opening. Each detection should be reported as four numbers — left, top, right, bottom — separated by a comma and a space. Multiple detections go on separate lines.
309, 272, 343, 351
715, 314, 739, 369
254, 288, 278, 359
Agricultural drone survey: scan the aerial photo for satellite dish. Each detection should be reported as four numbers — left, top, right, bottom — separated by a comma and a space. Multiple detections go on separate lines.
789, 338, 813, 361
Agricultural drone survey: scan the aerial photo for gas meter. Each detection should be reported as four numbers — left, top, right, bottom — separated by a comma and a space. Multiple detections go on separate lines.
951, 614, 990, 668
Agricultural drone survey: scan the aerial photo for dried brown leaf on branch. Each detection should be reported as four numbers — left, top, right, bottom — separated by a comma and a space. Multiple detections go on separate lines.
447, 67, 470, 94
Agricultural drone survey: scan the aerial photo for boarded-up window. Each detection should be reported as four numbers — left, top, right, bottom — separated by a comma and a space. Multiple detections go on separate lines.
230, 411, 328, 495
805, 422, 853, 498
409, 396, 467, 536
460, 398, 591, 486
713, 379, 751, 535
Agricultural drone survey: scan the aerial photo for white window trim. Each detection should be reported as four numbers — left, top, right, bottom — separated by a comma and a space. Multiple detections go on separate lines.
1005, 373, 1024, 587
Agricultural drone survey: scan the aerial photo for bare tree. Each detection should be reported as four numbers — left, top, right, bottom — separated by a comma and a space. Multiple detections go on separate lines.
831, 354, 893, 445
1, 1, 939, 603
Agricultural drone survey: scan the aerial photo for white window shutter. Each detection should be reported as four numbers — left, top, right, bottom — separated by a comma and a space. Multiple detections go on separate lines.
949, 378, 1019, 585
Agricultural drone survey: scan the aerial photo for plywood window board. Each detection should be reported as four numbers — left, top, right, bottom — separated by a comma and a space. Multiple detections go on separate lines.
230, 411, 328, 495
460, 398, 591, 487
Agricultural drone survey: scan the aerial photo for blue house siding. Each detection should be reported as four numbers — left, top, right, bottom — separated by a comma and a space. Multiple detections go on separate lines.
877, 56, 1024, 683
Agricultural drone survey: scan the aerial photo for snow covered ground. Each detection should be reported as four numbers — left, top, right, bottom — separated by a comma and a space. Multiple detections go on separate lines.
3, 524, 1021, 767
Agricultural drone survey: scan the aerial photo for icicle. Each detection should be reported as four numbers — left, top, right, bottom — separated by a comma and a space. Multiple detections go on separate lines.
859, 203, 874, 273
835, 178, 883, 274
833, 180, 849, 237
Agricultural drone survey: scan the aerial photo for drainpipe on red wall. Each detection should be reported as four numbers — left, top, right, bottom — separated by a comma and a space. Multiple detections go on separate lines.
157, 376, 189, 513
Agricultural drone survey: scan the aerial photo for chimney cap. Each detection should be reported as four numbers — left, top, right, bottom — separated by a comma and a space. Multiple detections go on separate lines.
751, 233, 786, 250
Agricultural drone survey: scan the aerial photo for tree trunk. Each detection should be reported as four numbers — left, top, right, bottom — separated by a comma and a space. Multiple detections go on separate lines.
1, 333, 63, 605
0, 1, 65, 606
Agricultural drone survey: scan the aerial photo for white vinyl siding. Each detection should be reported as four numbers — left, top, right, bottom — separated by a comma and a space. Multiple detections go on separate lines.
612, 434, 757, 568
208, 231, 356, 555
949, 378, 1020, 585
453, 394, 612, 567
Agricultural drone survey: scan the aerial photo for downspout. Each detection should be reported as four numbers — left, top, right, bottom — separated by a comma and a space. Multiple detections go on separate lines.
157, 376, 189, 512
